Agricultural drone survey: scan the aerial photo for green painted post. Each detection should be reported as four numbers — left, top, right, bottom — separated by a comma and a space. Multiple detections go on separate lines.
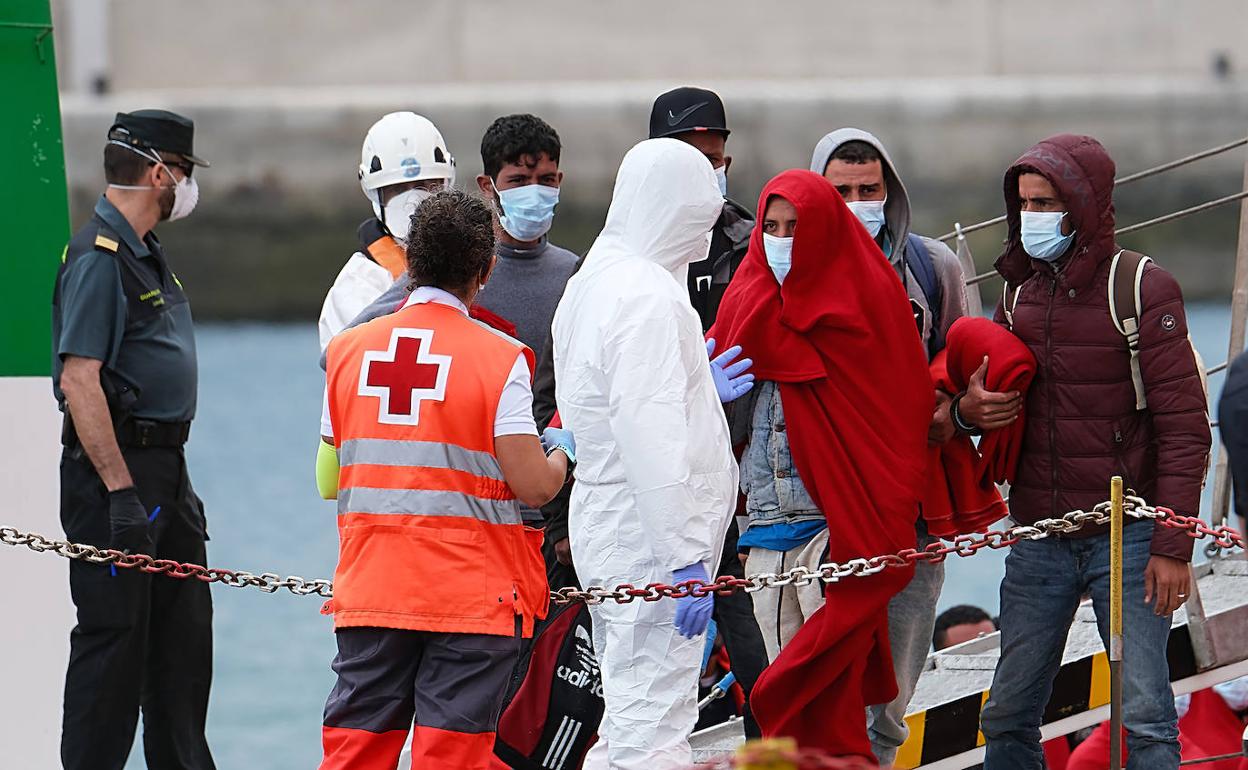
0, 0, 69, 376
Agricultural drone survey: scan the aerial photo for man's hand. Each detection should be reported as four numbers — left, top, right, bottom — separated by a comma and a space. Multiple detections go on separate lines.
929, 390, 956, 445
1144, 555, 1191, 616
957, 356, 1022, 431
108, 487, 153, 554
554, 537, 573, 567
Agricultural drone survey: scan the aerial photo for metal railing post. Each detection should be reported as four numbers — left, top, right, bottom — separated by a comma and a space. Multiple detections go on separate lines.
1110, 476, 1125, 770
1208, 145, 1248, 533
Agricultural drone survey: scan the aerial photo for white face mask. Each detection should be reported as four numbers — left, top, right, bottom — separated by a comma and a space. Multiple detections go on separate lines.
763, 233, 793, 284
107, 140, 199, 221
1020, 210, 1075, 261
382, 188, 433, 242
714, 164, 728, 198
165, 174, 199, 222
846, 198, 887, 239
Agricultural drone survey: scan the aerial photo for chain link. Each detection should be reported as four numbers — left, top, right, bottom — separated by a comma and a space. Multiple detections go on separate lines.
2, 495, 1242, 603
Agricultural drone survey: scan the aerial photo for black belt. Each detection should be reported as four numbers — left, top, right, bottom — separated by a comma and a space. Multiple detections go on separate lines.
63, 417, 191, 450
117, 419, 191, 448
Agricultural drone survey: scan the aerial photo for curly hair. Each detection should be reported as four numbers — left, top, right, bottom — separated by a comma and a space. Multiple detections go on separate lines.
480, 114, 561, 179
405, 190, 496, 293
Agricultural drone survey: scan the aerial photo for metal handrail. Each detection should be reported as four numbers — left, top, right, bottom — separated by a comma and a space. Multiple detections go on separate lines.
962, 189, 1248, 286
938, 136, 1248, 242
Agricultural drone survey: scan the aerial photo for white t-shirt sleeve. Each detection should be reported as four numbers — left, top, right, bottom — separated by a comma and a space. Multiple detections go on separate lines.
495, 352, 538, 437
320, 387, 334, 440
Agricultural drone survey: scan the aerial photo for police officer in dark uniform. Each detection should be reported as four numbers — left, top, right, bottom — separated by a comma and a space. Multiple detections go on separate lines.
52, 110, 215, 770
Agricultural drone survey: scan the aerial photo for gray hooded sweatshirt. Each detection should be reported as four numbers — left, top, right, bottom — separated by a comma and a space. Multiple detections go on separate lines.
810, 128, 967, 360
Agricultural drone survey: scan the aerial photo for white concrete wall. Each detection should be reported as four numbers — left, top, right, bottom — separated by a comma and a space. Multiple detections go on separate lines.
59, 75, 1248, 216
0, 378, 74, 770
50, 0, 1248, 93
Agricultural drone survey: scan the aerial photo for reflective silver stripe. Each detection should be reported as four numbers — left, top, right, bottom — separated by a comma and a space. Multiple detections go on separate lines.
338, 486, 521, 525
338, 438, 504, 482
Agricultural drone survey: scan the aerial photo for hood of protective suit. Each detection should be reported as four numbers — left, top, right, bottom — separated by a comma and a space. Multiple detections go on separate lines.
589, 138, 724, 279
810, 127, 912, 262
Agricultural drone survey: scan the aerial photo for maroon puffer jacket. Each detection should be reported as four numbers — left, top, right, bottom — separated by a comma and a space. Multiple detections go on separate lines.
992, 134, 1211, 561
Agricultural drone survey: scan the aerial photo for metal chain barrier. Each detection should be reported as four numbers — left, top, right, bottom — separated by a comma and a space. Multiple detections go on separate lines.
2, 495, 1242, 603
0, 527, 333, 597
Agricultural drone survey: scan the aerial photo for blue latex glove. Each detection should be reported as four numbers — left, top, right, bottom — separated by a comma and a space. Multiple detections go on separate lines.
707, 338, 754, 403
540, 427, 576, 464
672, 562, 715, 639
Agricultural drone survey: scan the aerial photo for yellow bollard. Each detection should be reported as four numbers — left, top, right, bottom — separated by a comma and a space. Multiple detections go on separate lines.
1110, 476, 1125, 770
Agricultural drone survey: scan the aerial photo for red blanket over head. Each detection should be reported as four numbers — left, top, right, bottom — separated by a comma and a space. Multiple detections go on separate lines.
709, 169, 932, 759
925, 316, 1036, 537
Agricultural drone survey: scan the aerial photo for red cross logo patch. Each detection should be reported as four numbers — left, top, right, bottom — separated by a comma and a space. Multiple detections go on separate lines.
358, 328, 452, 425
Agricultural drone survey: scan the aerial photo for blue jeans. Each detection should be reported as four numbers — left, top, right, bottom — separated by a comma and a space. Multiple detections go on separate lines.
981, 521, 1179, 770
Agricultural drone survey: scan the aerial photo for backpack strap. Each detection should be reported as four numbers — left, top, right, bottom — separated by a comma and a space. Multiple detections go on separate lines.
1108, 249, 1153, 410
1002, 279, 1024, 330
903, 233, 944, 356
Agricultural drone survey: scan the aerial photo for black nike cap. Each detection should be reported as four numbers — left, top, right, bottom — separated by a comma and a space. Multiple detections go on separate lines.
649, 86, 730, 140
107, 109, 209, 167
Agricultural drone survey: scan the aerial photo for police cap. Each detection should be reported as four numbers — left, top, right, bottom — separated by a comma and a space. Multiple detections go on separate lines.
108, 109, 209, 167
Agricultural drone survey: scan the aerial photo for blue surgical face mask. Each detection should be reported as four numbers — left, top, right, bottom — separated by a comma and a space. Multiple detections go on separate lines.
846, 198, 887, 239
762, 233, 793, 284
494, 182, 560, 242
1020, 210, 1075, 262
714, 164, 728, 198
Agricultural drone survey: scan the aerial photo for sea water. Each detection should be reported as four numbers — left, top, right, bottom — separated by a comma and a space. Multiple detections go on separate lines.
122, 303, 1236, 769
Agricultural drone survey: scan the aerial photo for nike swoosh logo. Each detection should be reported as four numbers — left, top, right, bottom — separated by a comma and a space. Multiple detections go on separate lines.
668, 101, 709, 126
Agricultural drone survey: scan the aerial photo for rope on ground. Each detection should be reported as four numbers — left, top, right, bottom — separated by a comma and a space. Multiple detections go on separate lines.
937, 136, 1248, 243
1, 496, 1242, 603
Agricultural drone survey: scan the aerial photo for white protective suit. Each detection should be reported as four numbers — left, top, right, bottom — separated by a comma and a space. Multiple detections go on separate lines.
551, 138, 738, 770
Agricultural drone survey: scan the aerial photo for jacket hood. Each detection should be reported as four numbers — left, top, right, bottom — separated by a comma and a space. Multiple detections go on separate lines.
995, 134, 1117, 287
810, 127, 912, 260
590, 138, 724, 278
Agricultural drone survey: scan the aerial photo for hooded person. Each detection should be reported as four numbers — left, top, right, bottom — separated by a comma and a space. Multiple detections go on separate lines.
551, 138, 738, 770
709, 169, 932, 759
967, 135, 1210, 770
808, 129, 970, 763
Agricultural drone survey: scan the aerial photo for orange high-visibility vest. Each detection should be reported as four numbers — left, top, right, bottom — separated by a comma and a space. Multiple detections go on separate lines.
325, 299, 548, 637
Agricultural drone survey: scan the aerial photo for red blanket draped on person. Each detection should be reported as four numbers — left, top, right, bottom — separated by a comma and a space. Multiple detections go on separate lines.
924, 317, 1036, 537
709, 169, 932, 759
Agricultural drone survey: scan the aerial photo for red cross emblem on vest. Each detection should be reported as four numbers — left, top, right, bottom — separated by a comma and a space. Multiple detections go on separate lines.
358, 328, 452, 425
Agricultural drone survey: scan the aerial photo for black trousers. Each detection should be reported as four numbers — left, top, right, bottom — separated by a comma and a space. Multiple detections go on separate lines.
712, 518, 768, 739
60, 447, 215, 770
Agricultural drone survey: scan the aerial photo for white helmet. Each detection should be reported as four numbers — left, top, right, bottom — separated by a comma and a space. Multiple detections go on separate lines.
358, 112, 456, 214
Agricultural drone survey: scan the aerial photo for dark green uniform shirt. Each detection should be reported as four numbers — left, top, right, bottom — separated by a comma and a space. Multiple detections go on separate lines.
51, 196, 198, 423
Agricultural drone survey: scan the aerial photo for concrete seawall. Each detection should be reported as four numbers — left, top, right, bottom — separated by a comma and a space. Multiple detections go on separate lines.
60, 76, 1248, 318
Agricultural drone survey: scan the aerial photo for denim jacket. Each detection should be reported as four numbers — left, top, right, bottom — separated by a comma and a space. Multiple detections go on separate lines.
740, 381, 824, 526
